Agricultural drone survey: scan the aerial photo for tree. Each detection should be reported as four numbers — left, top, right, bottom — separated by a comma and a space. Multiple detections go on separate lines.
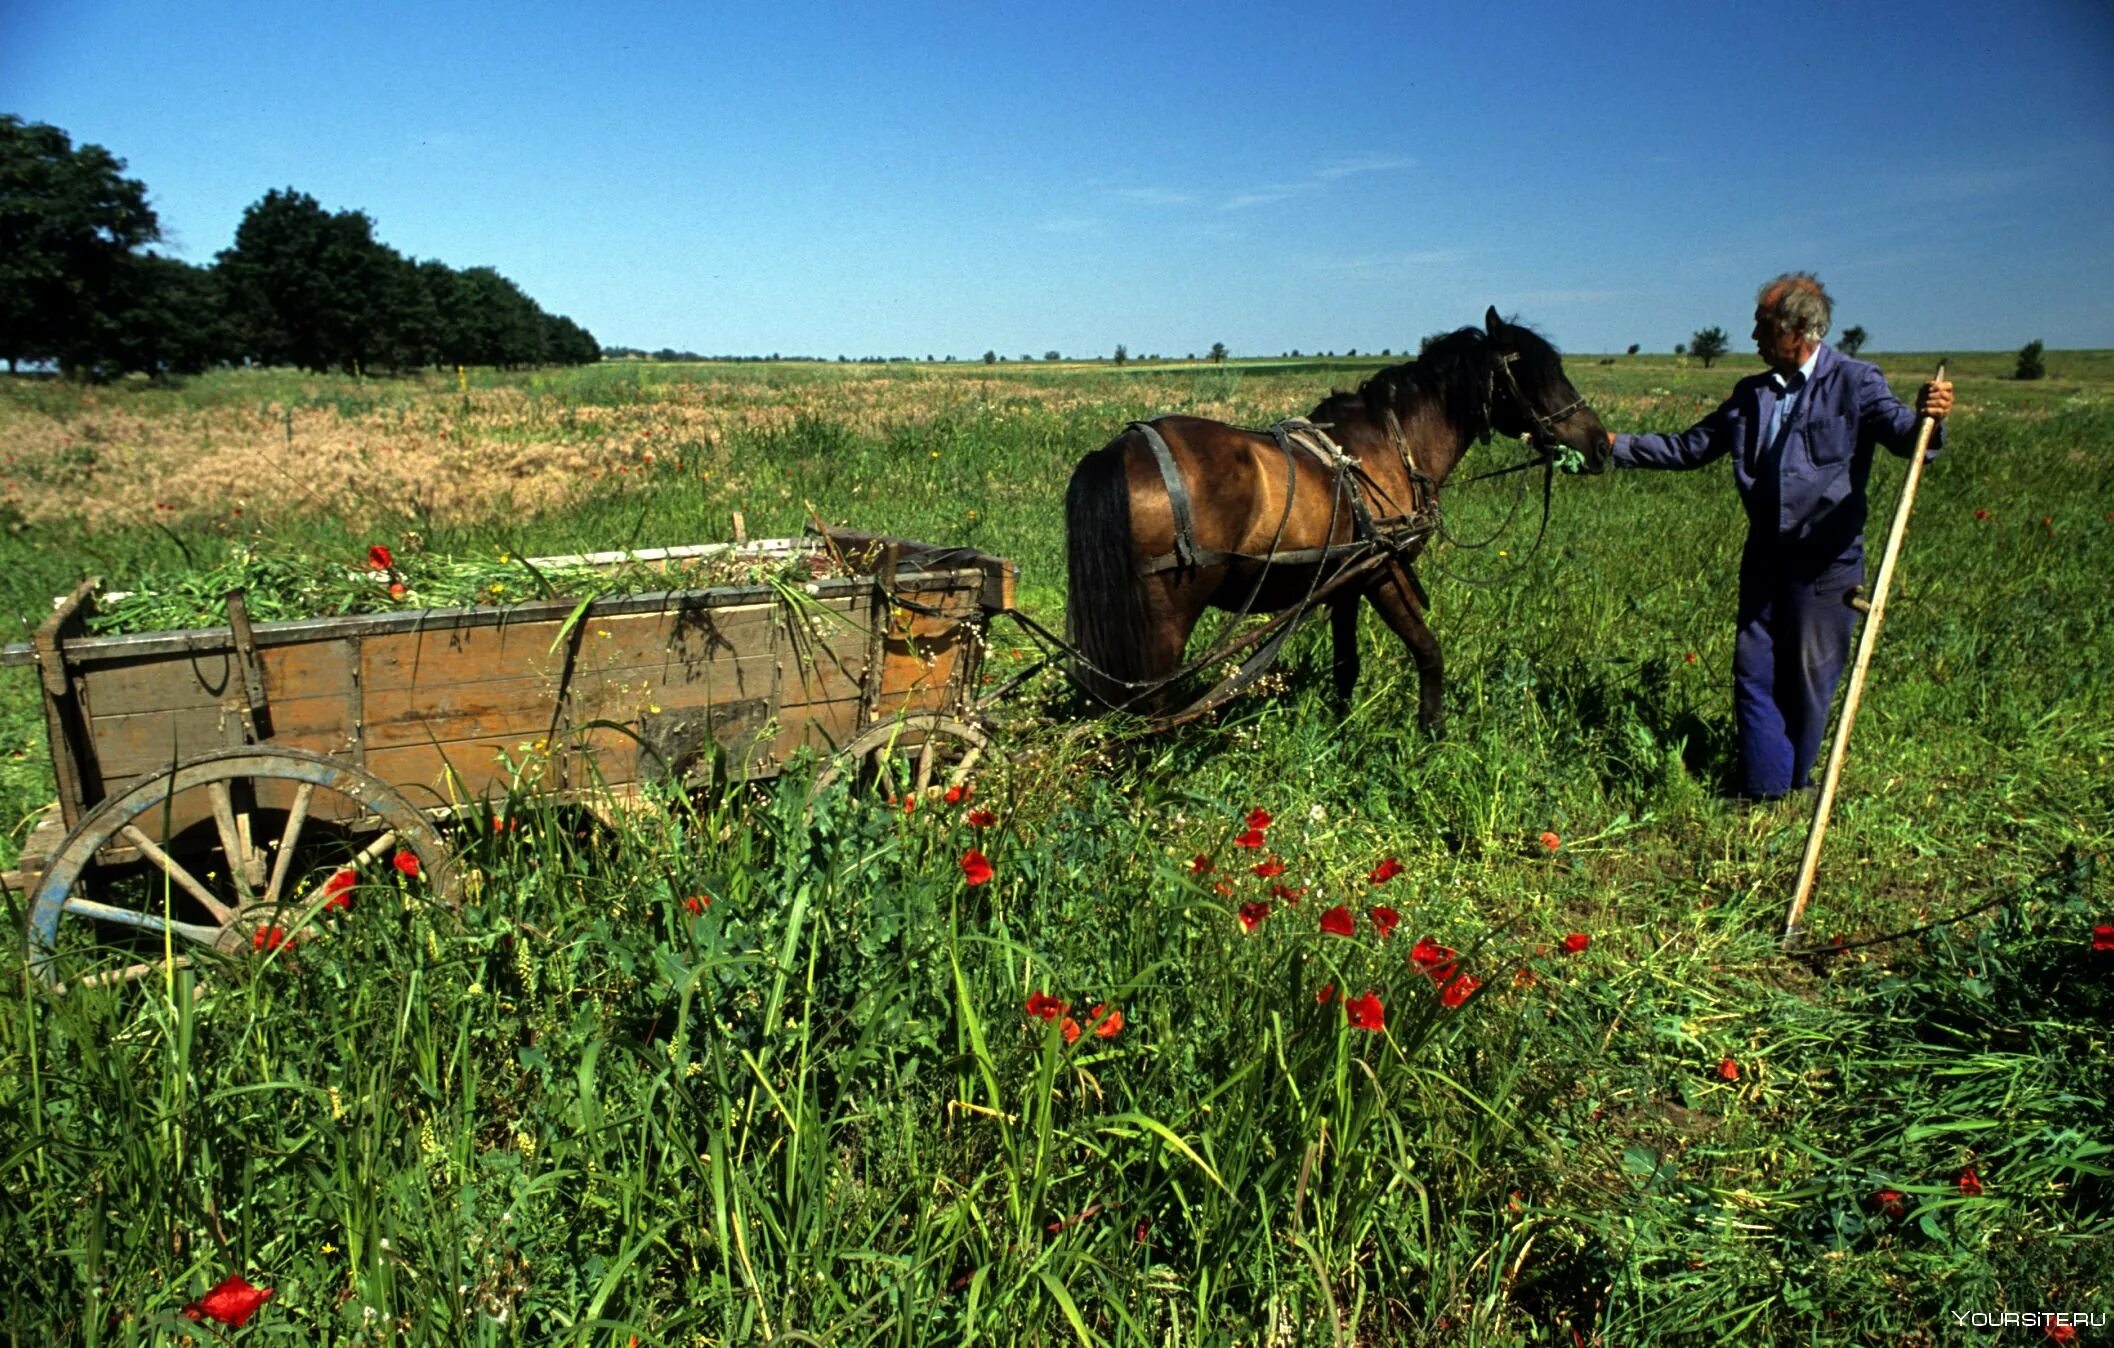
1113, 344, 1127, 366
1838, 325, 1867, 357
217, 189, 402, 372
99, 253, 235, 378
1689, 327, 1729, 368
2016, 339, 2045, 380
1209, 341, 1228, 364
1626, 343, 1640, 355
1044, 350, 1061, 362
0, 115, 161, 374
983, 350, 996, 365
1674, 342, 1687, 356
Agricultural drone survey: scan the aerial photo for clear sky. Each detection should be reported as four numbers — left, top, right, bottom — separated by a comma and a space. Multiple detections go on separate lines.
7, 0, 2113, 359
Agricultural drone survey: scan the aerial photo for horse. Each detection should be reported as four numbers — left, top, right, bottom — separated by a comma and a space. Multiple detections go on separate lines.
1062, 307, 1610, 732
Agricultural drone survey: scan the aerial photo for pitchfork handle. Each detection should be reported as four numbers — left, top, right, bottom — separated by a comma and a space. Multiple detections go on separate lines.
1783, 361, 1947, 946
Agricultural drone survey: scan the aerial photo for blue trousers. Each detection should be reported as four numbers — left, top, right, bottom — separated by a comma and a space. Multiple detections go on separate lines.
1732, 543, 1862, 798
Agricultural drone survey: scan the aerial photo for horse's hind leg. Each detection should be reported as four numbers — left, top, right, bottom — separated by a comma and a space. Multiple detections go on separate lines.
1329, 595, 1361, 708
1367, 560, 1445, 735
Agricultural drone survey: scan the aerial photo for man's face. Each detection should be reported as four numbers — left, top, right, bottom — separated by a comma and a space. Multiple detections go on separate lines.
1752, 292, 1810, 372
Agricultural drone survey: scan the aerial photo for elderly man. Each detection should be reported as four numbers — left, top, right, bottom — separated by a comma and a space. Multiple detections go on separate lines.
1609, 273, 1954, 801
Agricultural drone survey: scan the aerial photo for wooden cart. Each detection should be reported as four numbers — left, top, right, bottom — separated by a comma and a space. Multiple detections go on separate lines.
2, 528, 1014, 984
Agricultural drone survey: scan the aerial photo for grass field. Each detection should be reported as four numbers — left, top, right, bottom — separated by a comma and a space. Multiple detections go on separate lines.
1, 345, 2109, 1345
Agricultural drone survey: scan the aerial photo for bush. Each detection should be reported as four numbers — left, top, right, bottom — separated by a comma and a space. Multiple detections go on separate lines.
2016, 339, 2045, 380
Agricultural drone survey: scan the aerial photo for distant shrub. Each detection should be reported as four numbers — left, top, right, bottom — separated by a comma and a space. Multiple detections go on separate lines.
2016, 339, 2045, 380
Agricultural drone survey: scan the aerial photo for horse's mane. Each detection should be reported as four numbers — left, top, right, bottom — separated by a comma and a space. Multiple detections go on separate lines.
1311, 321, 1565, 441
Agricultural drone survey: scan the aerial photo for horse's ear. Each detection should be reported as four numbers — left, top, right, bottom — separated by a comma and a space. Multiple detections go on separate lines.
1484, 306, 1505, 338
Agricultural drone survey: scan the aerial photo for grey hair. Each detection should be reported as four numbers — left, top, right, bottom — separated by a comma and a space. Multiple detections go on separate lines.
1758, 272, 1832, 342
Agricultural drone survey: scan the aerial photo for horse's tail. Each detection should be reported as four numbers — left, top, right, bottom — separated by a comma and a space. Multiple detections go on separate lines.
1065, 438, 1152, 710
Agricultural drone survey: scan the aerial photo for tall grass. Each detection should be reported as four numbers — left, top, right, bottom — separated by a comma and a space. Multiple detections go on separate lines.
1, 354, 2109, 1343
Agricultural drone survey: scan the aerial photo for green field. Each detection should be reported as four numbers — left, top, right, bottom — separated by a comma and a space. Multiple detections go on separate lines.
1, 348, 2109, 1344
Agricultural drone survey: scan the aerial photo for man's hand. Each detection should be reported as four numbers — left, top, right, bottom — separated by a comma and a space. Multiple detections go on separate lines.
1916, 379, 1954, 419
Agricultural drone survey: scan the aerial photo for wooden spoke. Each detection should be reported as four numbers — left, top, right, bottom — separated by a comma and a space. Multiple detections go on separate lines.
74, 956, 196, 990
117, 823, 238, 926
259, 780, 315, 912
60, 894, 223, 946
206, 780, 258, 905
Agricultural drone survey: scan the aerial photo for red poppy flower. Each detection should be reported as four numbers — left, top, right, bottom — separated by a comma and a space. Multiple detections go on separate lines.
1410, 936, 1456, 973
1245, 807, 1272, 830
1237, 901, 1270, 931
1438, 973, 1480, 1008
1717, 1058, 1739, 1082
1190, 854, 1214, 875
1319, 905, 1356, 937
1560, 932, 1590, 955
1369, 906, 1400, 939
943, 783, 970, 805
1315, 982, 1336, 1005
1088, 1003, 1123, 1038
321, 868, 357, 911
1367, 857, 1404, 884
1873, 1189, 1905, 1218
1973, 507, 1990, 520
251, 926, 293, 953
683, 894, 710, 916
388, 581, 407, 599
1025, 991, 1068, 1022
1958, 1167, 1983, 1197
1061, 1016, 1082, 1045
1213, 880, 1235, 897
367, 544, 394, 571
2092, 924, 2114, 953
2048, 1325, 2078, 1345
1344, 991, 1384, 1031
1538, 831, 1561, 852
184, 1274, 274, 1327
966, 808, 997, 828
960, 849, 994, 885
902, 795, 917, 814
392, 849, 420, 879
1233, 827, 1266, 850
1683, 650, 1697, 664
1252, 857, 1286, 878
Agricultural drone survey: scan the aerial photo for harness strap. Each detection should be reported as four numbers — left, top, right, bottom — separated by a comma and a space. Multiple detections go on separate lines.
1132, 420, 1204, 573
1272, 419, 1381, 548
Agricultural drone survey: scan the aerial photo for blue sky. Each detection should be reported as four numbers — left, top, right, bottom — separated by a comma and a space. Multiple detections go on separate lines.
7, 0, 2112, 358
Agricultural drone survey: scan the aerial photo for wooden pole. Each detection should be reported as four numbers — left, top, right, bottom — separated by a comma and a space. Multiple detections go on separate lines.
1783, 362, 1947, 945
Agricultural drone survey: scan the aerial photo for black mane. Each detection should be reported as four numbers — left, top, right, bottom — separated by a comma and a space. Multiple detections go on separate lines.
1309, 320, 1567, 441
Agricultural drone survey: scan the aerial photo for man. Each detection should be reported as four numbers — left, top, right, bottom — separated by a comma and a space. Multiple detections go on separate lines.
1608, 273, 1954, 801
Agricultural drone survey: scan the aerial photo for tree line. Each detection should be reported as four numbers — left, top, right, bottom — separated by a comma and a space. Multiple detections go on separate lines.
1, 114, 599, 379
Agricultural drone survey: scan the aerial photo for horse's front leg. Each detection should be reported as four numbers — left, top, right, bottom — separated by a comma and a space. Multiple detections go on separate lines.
1366, 561, 1444, 735
1329, 595, 1361, 708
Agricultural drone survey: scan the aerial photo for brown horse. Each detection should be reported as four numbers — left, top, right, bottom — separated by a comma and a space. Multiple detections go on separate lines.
1063, 307, 1610, 730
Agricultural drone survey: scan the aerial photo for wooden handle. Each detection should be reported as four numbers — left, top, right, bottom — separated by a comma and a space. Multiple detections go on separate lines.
1783, 361, 1946, 944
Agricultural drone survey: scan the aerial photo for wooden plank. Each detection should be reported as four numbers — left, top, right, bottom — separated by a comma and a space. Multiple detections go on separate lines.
87, 695, 358, 783
78, 639, 353, 719
353, 652, 783, 750
356, 600, 780, 694
765, 697, 866, 767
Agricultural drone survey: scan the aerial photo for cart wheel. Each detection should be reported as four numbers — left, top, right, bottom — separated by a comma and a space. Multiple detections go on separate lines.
26, 746, 456, 989
812, 714, 991, 802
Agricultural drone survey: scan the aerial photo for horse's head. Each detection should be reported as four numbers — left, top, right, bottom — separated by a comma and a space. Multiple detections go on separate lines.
1483, 306, 1610, 474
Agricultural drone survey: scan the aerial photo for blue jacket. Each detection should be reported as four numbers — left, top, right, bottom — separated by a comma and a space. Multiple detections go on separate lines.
1612, 344, 1941, 555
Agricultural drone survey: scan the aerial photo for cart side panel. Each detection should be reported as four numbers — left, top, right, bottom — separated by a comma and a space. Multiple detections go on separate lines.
358, 599, 792, 795
870, 579, 986, 719
80, 640, 361, 830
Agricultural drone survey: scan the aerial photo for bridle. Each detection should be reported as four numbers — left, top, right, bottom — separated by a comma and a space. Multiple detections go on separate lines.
1486, 343, 1589, 457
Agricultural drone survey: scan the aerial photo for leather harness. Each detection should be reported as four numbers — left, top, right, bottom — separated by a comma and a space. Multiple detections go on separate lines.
1129, 416, 1435, 579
